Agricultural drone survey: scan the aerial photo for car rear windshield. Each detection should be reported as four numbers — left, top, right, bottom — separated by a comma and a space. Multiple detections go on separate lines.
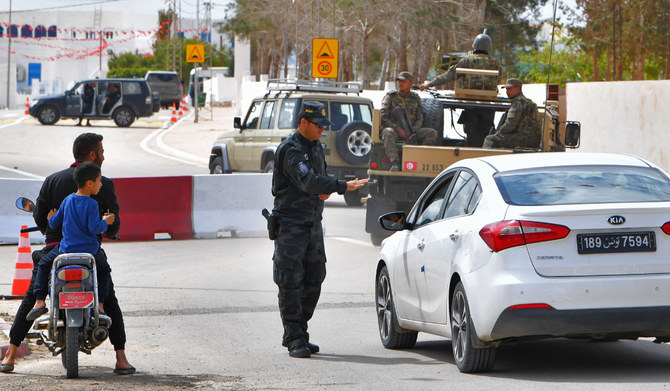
494, 165, 670, 205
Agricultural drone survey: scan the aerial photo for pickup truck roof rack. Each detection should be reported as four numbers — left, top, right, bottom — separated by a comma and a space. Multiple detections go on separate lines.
266, 79, 363, 95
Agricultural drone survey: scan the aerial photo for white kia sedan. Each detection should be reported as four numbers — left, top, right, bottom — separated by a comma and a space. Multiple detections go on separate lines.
375, 152, 670, 373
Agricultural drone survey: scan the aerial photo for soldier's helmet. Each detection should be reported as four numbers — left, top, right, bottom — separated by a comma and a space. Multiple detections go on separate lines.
472, 29, 492, 54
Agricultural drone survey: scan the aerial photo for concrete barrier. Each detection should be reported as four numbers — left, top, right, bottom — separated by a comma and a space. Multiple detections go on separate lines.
0, 178, 45, 244
113, 176, 195, 241
192, 174, 273, 238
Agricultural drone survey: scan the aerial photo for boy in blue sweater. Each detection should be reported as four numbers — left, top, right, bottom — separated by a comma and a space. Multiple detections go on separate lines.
27, 162, 115, 320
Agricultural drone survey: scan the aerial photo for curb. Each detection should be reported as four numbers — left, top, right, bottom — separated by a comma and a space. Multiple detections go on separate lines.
0, 314, 30, 360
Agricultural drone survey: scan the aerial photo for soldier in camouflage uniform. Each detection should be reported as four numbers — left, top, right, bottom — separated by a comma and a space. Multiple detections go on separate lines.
483, 78, 541, 149
381, 71, 438, 171
420, 30, 502, 147
271, 101, 368, 358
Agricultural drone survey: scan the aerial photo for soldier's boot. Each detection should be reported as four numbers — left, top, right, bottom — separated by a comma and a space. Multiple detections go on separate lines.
288, 339, 311, 358
307, 342, 319, 354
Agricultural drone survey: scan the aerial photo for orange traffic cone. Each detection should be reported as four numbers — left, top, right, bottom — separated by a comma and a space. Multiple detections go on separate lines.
180, 95, 189, 111
24, 97, 30, 115
11, 225, 33, 296
170, 102, 177, 123
177, 101, 184, 118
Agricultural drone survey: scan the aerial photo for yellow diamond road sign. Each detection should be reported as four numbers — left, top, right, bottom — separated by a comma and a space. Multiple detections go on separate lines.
312, 38, 338, 79
186, 44, 205, 63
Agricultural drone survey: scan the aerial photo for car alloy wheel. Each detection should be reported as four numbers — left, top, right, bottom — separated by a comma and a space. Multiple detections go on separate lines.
113, 107, 134, 127
450, 282, 496, 372
346, 129, 372, 157
375, 266, 417, 349
37, 105, 59, 125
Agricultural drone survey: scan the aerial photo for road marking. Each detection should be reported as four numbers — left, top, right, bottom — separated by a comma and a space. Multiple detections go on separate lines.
0, 116, 27, 129
139, 112, 208, 168
0, 164, 45, 179
20, 118, 164, 128
330, 236, 375, 248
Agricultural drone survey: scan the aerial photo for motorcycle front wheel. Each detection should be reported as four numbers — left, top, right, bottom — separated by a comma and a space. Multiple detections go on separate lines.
65, 326, 79, 378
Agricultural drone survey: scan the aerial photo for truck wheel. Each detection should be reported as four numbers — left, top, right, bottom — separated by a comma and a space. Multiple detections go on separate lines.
263, 160, 274, 173
344, 189, 364, 207
335, 121, 372, 166
422, 98, 444, 143
210, 157, 225, 174
37, 105, 60, 125
113, 107, 135, 127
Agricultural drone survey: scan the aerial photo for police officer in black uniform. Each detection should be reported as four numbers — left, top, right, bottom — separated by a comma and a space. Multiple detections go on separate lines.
272, 101, 368, 358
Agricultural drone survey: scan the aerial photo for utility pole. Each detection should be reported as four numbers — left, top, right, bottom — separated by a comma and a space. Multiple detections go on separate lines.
6, 0, 12, 108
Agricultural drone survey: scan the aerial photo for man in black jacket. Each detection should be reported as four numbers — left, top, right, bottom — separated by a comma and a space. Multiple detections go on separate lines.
1, 133, 135, 375
272, 101, 368, 358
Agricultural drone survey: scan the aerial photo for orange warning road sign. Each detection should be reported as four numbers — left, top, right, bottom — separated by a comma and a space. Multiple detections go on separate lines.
186, 44, 205, 63
312, 38, 338, 78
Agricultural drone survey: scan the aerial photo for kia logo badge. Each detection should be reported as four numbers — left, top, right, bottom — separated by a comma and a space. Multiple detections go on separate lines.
608, 215, 625, 225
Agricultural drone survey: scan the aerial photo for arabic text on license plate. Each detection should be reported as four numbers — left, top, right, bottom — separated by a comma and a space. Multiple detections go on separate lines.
59, 292, 94, 309
577, 231, 656, 254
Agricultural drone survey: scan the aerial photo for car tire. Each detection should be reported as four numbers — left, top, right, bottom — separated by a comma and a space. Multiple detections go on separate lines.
263, 160, 274, 173
37, 105, 60, 125
210, 156, 225, 174
335, 121, 372, 166
422, 98, 444, 143
451, 282, 496, 373
376, 266, 418, 349
113, 107, 135, 127
344, 189, 364, 207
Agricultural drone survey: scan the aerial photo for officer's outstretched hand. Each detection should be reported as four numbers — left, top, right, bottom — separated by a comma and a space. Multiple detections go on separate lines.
419, 83, 429, 90
346, 178, 369, 191
318, 194, 330, 200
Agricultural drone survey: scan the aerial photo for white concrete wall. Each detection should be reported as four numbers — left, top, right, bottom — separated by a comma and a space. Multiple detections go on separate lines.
566, 80, 670, 173
0, 179, 45, 244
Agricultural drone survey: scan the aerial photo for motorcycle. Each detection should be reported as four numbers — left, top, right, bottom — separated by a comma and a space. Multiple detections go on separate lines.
15, 197, 112, 379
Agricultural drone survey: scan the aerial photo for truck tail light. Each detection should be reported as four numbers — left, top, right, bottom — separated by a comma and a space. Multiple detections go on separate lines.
479, 220, 570, 252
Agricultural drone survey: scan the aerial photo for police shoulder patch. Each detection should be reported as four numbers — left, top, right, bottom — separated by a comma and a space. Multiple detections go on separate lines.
298, 162, 309, 173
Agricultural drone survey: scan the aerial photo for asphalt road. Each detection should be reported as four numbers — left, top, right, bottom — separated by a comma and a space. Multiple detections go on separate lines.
1, 109, 670, 390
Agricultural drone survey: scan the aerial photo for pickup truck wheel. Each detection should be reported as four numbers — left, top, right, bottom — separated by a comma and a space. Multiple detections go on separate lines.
335, 121, 372, 166
113, 107, 135, 127
263, 160, 274, 173
344, 189, 364, 207
210, 157, 225, 174
37, 105, 60, 125
422, 98, 444, 143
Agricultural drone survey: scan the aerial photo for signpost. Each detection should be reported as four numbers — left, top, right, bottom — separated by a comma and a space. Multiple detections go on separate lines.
312, 38, 338, 79
186, 44, 205, 122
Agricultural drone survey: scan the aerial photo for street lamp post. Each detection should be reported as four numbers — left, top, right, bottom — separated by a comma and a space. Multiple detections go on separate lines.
6, 0, 12, 108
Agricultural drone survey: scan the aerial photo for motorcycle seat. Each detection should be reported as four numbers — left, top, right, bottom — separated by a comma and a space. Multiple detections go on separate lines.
54, 253, 95, 269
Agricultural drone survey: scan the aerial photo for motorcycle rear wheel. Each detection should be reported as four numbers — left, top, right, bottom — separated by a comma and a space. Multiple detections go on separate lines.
65, 326, 79, 378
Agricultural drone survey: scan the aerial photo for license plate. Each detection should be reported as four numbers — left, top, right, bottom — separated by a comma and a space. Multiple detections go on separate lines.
577, 231, 656, 254
59, 292, 94, 309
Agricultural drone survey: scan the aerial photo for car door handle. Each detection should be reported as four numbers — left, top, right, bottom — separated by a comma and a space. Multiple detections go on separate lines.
417, 241, 425, 251
449, 231, 460, 241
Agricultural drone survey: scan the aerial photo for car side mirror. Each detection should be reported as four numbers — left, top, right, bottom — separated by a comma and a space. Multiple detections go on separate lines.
233, 117, 243, 130
565, 121, 580, 148
379, 211, 408, 232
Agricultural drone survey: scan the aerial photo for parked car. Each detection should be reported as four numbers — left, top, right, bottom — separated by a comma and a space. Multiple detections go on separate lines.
209, 79, 374, 206
145, 71, 183, 109
375, 152, 670, 372
29, 78, 160, 127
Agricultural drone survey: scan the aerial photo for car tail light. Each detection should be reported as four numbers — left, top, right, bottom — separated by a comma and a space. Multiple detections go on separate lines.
662, 222, 670, 235
479, 220, 570, 252
507, 303, 553, 310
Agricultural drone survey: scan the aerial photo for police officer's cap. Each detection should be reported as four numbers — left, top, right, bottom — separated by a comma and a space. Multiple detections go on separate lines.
502, 78, 523, 88
396, 71, 414, 82
299, 101, 332, 127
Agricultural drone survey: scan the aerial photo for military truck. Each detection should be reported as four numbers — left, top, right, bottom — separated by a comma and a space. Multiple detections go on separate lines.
365, 75, 581, 245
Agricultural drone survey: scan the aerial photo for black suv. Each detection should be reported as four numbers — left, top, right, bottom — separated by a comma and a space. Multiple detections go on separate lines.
145, 71, 183, 109
29, 78, 160, 127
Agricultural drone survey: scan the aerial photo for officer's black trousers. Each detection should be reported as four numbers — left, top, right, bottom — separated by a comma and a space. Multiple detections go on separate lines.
273, 221, 326, 347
